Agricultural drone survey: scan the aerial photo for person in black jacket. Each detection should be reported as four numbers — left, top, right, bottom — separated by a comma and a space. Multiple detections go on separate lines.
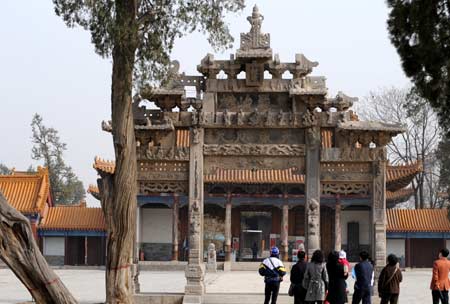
352, 251, 373, 304
290, 250, 308, 304
326, 251, 349, 304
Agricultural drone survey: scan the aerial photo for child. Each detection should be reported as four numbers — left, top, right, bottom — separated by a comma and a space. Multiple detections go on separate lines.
338, 250, 350, 294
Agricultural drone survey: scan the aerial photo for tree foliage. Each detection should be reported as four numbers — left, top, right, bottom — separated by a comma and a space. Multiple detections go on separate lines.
0, 164, 11, 175
359, 87, 443, 208
31, 114, 85, 204
387, 0, 450, 133
437, 136, 450, 199
53, 0, 245, 87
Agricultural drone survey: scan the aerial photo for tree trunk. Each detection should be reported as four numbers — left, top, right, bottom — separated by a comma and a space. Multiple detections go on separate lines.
0, 193, 77, 304
102, 1, 139, 303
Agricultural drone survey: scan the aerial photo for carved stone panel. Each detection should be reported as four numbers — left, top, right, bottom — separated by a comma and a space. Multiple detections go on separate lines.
204, 144, 305, 156
143, 147, 189, 161
321, 147, 387, 162
216, 93, 291, 112
138, 171, 188, 181
321, 183, 370, 195
204, 129, 304, 145
138, 181, 188, 194
203, 156, 304, 174
320, 163, 372, 182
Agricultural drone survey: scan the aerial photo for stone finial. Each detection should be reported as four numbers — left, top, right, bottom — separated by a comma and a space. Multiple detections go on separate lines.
237, 5, 272, 59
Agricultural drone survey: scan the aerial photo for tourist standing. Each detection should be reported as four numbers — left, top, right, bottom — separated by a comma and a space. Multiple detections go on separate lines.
302, 249, 328, 304
352, 251, 373, 304
378, 254, 402, 304
259, 246, 286, 304
326, 251, 348, 304
290, 250, 308, 304
430, 248, 450, 304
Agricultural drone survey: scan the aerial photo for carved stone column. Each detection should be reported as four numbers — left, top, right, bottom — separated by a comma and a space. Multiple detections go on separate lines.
184, 127, 205, 304
172, 195, 180, 261
334, 201, 342, 251
224, 195, 232, 263
305, 126, 321, 258
281, 203, 289, 261
372, 159, 387, 269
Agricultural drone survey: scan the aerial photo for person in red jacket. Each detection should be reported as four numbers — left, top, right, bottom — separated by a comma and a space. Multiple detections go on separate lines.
430, 248, 450, 304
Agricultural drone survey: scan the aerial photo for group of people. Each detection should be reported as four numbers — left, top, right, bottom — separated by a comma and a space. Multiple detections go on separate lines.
259, 246, 404, 304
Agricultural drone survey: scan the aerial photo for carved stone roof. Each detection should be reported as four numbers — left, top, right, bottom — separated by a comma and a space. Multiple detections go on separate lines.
205, 167, 304, 184
337, 121, 406, 133
0, 167, 51, 214
386, 162, 423, 192
39, 206, 106, 231
387, 208, 450, 233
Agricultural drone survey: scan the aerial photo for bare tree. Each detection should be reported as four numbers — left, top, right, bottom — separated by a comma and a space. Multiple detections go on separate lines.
358, 87, 441, 209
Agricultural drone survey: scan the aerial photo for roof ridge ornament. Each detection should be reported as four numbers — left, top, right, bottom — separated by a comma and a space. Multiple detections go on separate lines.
237, 5, 272, 59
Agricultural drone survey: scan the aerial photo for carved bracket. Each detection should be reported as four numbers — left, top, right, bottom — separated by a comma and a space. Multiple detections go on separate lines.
321, 183, 370, 195
139, 181, 188, 194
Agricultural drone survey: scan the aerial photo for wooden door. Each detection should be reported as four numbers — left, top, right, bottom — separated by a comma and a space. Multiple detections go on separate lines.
347, 222, 359, 261
87, 237, 106, 266
410, 238, 442, 268
66, 236, 85, 265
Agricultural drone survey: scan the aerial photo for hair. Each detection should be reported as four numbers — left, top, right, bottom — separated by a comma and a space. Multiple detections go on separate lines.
297, 251, 306, 261
311, 250, 324, 264
387, 254, 398, 266
327, 251, 339, 265
359, 251, 370, 261
440, 248, 449, 257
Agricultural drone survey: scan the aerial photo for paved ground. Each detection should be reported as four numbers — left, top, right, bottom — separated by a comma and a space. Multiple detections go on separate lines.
0, 268, 435, 303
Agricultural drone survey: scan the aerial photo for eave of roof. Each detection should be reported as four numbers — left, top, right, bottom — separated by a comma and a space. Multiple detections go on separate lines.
387, 209, 450, 233
39, 206, 106, 231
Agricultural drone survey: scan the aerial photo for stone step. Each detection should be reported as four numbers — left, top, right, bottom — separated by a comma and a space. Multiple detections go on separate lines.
203, 293, 292, 304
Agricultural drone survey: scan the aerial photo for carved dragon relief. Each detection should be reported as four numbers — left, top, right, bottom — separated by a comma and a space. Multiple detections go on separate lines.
203, 144, 306, 156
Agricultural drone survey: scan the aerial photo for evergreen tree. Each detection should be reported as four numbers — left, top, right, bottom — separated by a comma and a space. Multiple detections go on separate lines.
0, 164, 11, 175
387, 1, 450, 133
52, 0, 244, 302
437, 136, 450, 197
31, 113, 85, 204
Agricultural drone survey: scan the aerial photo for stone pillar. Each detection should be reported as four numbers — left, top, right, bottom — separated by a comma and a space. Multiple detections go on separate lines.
184, 127, 205, 304
372, 159, 387, 270
281, 203, 289, 261
334, 201, 342, 251
224, 195, 232, 263
305, 125, 321, 258
172, 195, 180, 261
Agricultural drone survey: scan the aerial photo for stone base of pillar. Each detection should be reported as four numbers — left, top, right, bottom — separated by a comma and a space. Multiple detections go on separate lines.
183, 295, 203, 304
223, 261, 231, 271
184, 263, 205, 301
172, 247, 179, 261
224, 244, 231, 262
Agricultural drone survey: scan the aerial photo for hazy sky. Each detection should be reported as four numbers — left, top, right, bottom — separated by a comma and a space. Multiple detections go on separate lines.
0, 1, 409, 206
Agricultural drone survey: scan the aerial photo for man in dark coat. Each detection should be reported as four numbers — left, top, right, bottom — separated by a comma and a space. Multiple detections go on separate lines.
327, 251, 349, 304
290, 250, 308, 304
259, 246, 287, 304
352, 251, 373, 304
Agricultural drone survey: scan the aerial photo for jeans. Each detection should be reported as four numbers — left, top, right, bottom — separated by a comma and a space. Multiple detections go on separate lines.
380, 293, 399, 304
432, 290, 449, 304
264, 282, 280, 304
352, 288, 371, 304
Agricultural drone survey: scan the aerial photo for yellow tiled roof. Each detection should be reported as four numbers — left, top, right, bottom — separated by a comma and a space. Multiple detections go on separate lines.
0, 167, 50, 214
387, 208, 450, 233
386, 162, 422, 191
205, 167, 304, 184
40, 206, 106, 231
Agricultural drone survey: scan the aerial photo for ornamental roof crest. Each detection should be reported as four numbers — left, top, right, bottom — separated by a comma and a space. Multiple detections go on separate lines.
237, 5, 272, 59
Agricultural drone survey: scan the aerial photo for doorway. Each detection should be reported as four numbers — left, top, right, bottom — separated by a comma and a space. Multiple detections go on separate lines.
240, 211, 272, 260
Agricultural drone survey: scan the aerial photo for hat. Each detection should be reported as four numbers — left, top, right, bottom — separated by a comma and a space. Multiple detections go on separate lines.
271, 246, 280, 256
339, 250, 347, 259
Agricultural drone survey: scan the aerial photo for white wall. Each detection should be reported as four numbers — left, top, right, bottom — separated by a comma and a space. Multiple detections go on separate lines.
387, 239, 405, 259
341, 210, 370, 245
141, 208, 173, 243
43, 237, 65, 256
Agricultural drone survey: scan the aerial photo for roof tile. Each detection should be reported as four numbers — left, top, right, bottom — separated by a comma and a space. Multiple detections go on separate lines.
40, 207, 106, 231
387, 209, 450, 233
